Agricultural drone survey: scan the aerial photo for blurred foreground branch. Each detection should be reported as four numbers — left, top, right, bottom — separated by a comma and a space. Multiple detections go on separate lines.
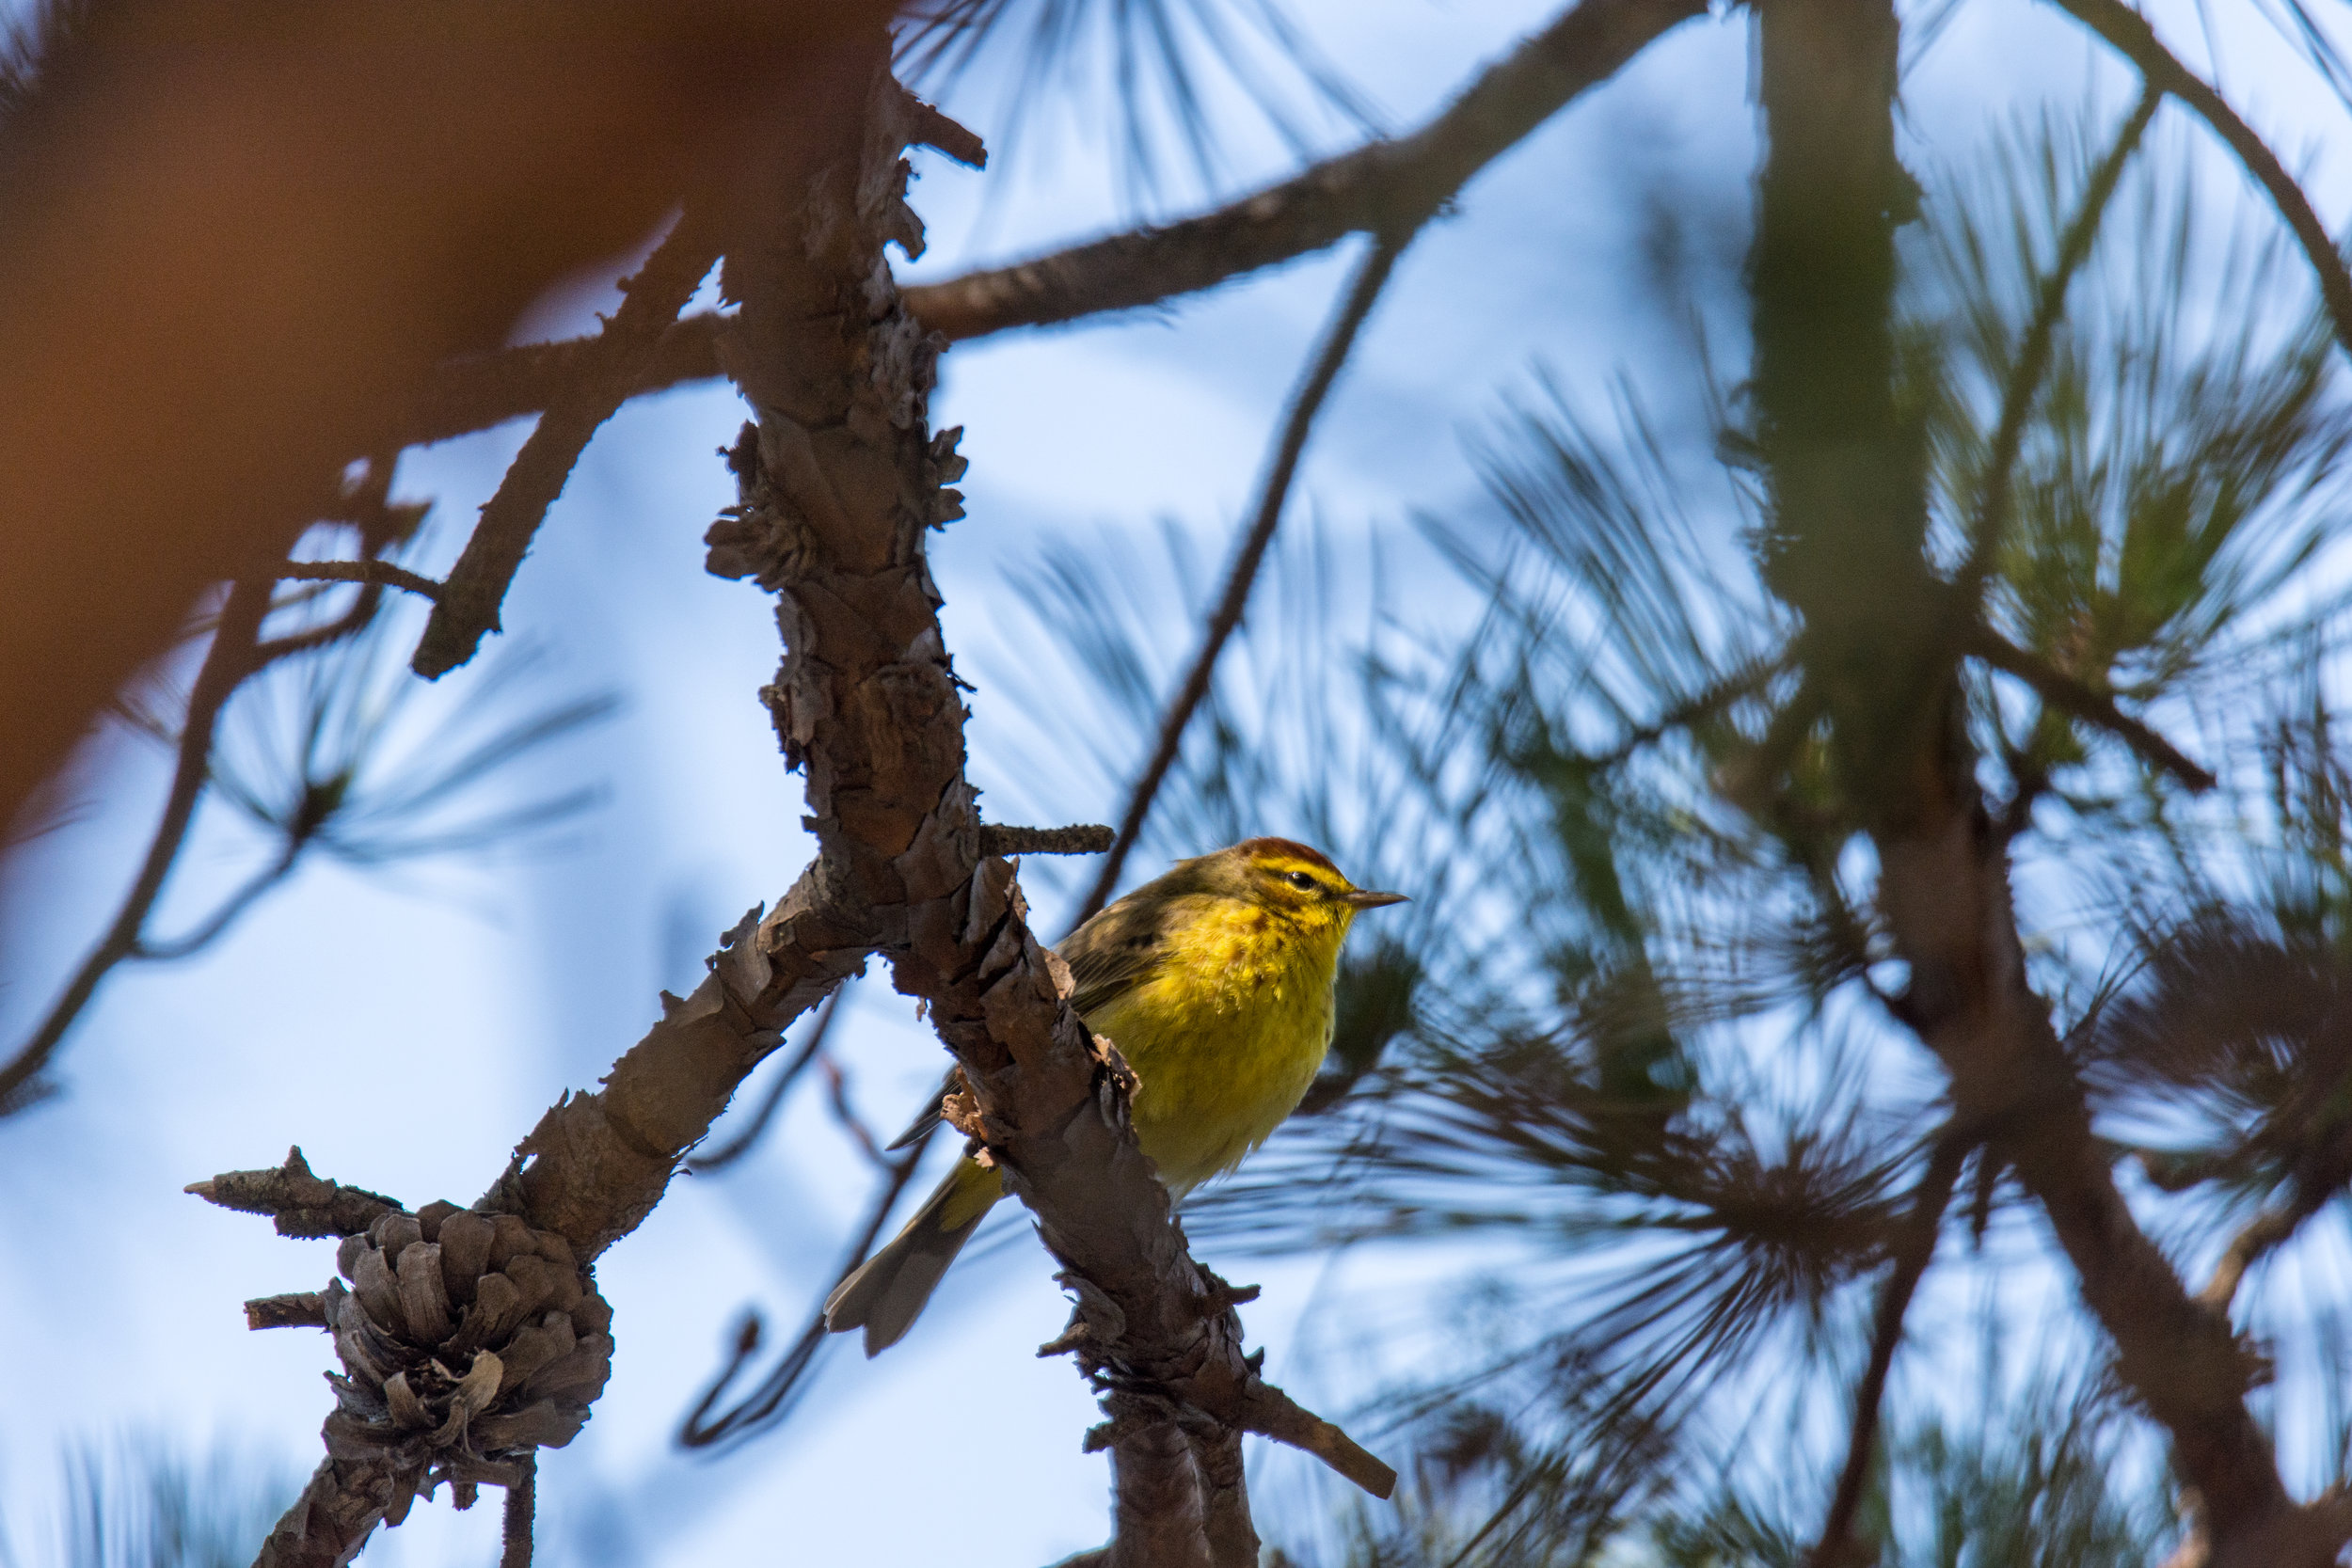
1753, 3, 2326, 1562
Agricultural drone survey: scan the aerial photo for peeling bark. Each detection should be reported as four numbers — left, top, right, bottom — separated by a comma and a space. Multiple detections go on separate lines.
214, 34, 1387, 1568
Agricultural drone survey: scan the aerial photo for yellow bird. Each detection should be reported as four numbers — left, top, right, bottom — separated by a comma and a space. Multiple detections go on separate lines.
824, 838, 1406, 1354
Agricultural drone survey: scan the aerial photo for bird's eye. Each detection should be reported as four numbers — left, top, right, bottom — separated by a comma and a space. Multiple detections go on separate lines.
1285, 871, 1318, 892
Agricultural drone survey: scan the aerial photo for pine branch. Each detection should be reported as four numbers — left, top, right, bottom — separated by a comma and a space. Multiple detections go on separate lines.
1078, 229, 1408, 922
400, 0, 1705, 459
1963, 625, 2217, 792
1810, 1132, 1971, 1568
2051, 0, 2352, 364
0, 578, 274, 1113
901, 0, 1708, 341
224, 53, 1391, 1566
409, 212, 722, 679
1752, 4, 2327, 1561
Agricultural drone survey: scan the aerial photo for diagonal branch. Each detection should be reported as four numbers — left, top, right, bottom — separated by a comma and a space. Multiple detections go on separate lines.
396, 0, 1706, 459
1809, 1131, 1971, 1568
281, 560, 445, 603
679, 1130, 930, 1447
1751, 4, 2323, 1562
409, 213, 722, 679
2051, 0, 2352, 363
2199, 1185, 2335, 1314
1078, 229, 1409, 922
0, 578, 274, 1113
400, 314, 729, 451
902, 0, 1705, 341
1963, 624, 2217, 792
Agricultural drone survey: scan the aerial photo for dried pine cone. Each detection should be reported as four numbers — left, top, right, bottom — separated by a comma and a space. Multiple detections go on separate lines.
320, 1201, 612, 1524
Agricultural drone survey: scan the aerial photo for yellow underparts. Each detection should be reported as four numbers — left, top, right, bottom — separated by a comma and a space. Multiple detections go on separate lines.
939, 898, 1351, 1220
1084, 896, 1351, 1197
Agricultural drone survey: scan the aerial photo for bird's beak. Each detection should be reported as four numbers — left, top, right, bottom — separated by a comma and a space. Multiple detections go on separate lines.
1344, 889, 1409, 910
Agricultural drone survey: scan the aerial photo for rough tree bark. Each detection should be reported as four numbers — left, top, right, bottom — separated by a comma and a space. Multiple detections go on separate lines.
1750, 4, 2346, 1564
202, 33, 1387, 1568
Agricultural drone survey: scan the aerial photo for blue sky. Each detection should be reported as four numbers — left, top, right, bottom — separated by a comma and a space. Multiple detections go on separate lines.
5, 1, 2352, 1563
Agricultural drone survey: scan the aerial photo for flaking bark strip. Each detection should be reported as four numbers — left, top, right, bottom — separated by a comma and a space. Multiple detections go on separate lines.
189, 1147, 402, 1239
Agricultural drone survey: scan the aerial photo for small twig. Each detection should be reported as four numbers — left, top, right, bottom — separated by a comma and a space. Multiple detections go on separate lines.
500, 1452, 536, 1568
979, 823, 1115, 857
2200, 1190, 2328, 1313
679, 1135, 931, 1448
1077, 230, 1411, 922
0, 578, 274, 1113
133, 843, 303, 961
280, 560, 445, 602
1811, 1132, 1973, 1568
1963, 625, 2217, 792
820, 1053, 890, 1169
1598, 651, 1791, 771
243, 1292, 329, 1331
187, 1147, 404, 1240
1960, 81, 2161, 596
2052, 0, 2352, 364
686, 986, 847, 1174
1235, 1381, 1398, 1500
412, 213, 721, 678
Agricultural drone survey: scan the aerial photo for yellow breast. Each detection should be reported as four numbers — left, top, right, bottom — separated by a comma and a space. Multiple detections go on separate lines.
1078, 898, 1343, 1196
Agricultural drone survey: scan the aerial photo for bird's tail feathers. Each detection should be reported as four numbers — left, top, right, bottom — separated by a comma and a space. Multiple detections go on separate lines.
823, 1157, 1002, 1355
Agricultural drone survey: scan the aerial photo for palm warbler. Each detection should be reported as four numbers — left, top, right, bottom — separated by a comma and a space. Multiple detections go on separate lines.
823, 838, 1406, 1354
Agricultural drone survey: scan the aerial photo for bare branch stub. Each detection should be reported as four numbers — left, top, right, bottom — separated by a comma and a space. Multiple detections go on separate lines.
980, 823, 1117, 857
187, 1146, 403, 1240
410, 212, 722, 679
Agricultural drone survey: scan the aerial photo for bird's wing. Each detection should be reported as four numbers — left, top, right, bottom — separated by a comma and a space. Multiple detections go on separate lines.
1059, 895, 1173, 1021
885, 895, 1173, 1149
